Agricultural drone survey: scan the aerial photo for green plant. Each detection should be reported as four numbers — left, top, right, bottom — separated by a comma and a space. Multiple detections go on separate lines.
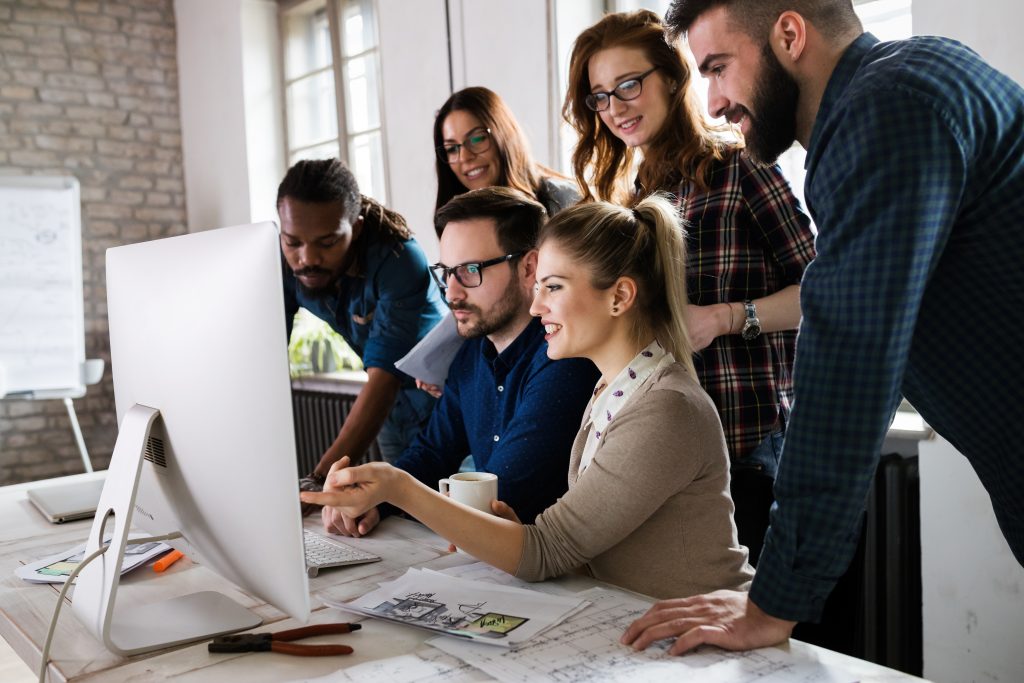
288, 309, 363, 376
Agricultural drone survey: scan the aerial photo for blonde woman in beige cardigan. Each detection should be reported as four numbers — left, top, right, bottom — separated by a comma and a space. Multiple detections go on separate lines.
302, 195, 753, 600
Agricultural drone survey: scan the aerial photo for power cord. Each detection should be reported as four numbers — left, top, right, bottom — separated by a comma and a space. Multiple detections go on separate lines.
37, 532, 183, 683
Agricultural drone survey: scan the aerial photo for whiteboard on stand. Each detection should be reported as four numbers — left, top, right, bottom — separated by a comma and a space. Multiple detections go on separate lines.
0, 175, 86, 398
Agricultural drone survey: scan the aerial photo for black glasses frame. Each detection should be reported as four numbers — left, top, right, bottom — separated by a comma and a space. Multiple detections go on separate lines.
436, 127, 492, 164
585, 66, 660, 112
430, 251, 525, 292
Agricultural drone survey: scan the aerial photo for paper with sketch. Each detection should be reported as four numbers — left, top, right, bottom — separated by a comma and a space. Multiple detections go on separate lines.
430, 587, 856, 683
394, 312, 462, 386
282, 649, 489, 683
15, 535, 172, 584
326, 567, 588, 647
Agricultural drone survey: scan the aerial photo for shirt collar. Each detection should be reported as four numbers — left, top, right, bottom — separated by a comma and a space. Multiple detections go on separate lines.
481, 317, 544, 370
587, 340, 673, 440
806, 32, 880, 166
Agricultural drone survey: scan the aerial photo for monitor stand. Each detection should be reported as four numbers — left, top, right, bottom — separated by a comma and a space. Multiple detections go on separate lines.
71, 404, 262, 656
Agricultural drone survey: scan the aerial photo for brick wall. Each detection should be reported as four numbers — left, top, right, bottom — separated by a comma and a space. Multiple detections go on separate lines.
0, 0, 186, 485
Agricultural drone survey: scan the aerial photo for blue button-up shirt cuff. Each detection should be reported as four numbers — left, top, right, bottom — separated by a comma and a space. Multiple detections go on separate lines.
748, 547, 837, 624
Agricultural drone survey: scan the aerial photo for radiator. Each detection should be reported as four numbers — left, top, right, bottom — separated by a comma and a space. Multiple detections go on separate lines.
793, 453, 923, 677
291, 389, 382, 475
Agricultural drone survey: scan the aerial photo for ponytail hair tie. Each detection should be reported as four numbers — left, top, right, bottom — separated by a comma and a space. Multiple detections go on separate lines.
632, 206, 648, 227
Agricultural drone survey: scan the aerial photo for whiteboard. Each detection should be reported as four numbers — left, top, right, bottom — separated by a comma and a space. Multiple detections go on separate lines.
0, 176, 85, 396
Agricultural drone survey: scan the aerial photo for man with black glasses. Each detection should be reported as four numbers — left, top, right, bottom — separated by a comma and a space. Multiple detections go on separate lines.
319, 187, 599, 538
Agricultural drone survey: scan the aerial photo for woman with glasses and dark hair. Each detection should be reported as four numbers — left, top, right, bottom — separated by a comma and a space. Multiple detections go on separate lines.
564, 10, 816, 566
433, 86, 580, 237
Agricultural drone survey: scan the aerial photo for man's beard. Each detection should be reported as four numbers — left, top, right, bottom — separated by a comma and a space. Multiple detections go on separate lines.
449, 276, 525, 340
293, 267, 339, 300
742, 43, 800, 166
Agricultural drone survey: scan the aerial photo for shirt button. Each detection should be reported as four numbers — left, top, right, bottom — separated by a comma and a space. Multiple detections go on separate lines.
497, 385, 504, 392
493, 435, 500, 442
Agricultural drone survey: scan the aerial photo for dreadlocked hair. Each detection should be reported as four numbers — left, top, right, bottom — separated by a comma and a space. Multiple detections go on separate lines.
276, 158, 411, 245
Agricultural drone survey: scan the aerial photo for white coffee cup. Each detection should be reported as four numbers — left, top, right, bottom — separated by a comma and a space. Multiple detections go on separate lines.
438, 472, 498, 514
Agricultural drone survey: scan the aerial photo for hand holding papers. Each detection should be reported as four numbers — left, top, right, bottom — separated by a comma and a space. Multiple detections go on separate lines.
395, 312, 461, 387
326, 568, 588, 647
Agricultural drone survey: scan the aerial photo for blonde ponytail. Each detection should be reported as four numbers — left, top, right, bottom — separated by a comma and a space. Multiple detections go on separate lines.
632, 195, 695, 374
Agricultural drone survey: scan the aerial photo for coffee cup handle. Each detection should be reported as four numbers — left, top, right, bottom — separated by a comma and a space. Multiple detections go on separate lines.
438, 478, 450, 496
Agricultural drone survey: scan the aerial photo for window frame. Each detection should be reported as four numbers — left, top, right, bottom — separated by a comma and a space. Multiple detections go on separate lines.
278, 0, 390, 202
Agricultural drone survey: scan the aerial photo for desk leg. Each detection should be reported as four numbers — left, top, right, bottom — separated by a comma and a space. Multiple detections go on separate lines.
63, 397, 93, 473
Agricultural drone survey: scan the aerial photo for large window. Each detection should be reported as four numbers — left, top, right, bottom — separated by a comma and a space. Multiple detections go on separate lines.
281, 0, 388, 202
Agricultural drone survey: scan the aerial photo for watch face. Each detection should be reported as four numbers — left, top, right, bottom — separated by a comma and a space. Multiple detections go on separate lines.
741, 322, 761, 341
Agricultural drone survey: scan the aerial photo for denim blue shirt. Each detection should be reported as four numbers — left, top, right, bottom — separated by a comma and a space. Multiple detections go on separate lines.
283, 235, 445, 387
393, 317, 601, 524
752, 33, 1024, 622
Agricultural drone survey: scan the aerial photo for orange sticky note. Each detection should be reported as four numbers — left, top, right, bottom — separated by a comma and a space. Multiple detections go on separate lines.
153, 549, 184, 573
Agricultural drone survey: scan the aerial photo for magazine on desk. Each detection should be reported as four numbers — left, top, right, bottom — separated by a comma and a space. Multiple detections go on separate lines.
15, 534, 172, 584
325, 567, 588, 648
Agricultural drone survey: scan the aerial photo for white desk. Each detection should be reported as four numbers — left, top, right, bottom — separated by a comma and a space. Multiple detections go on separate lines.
0, 474, 926, 682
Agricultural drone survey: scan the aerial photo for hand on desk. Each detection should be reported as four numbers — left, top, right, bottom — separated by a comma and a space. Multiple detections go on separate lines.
322, 503, 380, 537
619, 590, 795, 656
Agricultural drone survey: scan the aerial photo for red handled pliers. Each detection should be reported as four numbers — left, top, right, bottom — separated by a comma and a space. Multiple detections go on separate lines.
208, 623, 361, 656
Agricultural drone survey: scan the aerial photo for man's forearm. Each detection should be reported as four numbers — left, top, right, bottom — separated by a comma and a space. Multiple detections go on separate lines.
315, 367, 401, 476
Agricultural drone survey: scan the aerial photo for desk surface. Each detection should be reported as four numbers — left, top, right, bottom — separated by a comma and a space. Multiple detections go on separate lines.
0, 473, 925, 682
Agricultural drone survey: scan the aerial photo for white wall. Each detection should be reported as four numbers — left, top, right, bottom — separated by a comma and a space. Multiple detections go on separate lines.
175, 0, 252, 232
915, 0, 1024, 85
448, 0, 556, 168
175, 0, 286, 233
241, 0, 286, 226
377, 0, 451, 263
919, 437, 1024, 683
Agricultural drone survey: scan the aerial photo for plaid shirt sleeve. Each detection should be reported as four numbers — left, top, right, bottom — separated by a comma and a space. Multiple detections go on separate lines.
750, 58, 967, 622
738, 158, 816, 285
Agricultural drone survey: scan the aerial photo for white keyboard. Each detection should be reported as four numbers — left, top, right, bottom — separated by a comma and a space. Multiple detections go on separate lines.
303, 529, 381, 577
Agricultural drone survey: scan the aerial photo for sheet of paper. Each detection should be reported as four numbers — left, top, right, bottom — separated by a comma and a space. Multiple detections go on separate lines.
437, 562, 578, 597
326, 567, 588, 647
430, 587, 857, 683
394, 312, 462, 386
282, 649, 490, 683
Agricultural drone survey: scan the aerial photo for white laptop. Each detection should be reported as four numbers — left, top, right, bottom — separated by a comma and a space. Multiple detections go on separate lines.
27, 477, 106, 524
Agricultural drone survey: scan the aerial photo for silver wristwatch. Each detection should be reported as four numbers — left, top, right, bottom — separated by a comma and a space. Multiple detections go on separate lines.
741, 300, 762, 341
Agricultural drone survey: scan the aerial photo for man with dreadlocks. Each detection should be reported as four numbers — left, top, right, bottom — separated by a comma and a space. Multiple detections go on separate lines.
277, 158, 445, 500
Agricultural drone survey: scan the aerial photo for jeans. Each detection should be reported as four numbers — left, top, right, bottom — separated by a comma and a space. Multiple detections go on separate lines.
730, 428, 785, 567
376, 386, 436, 463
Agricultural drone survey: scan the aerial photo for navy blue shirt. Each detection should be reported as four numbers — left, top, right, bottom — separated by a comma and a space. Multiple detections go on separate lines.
393, 318, 601, 524
752, 33, 1024, 622
284, 233, 445, 387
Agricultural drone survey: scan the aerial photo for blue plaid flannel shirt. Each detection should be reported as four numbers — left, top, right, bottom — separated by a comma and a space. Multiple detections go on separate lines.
751, 33, 1024, 622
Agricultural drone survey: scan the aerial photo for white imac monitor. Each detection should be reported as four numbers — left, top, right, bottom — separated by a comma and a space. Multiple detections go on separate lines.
72, 222, 310, 656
